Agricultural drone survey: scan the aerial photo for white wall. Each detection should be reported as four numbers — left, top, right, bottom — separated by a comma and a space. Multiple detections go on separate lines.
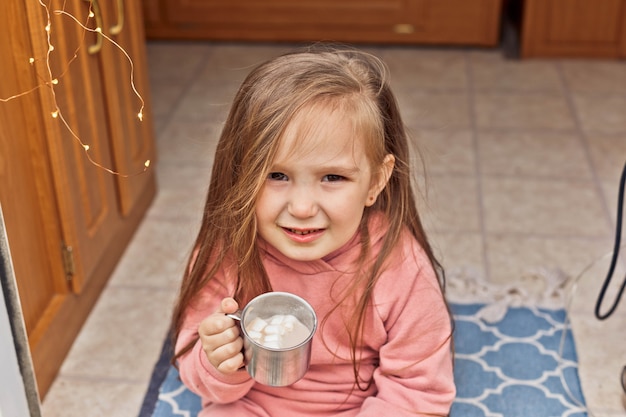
0, 204, 39, 417
0, 282, 30, 417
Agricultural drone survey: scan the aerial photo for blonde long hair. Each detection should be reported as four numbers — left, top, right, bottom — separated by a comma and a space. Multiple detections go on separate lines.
171, 46, 446, 388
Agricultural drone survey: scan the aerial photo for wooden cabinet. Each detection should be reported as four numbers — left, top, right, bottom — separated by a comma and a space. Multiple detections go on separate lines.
143, 0, 503, 46
0, 0, 156, 398
521, 0, 626, 58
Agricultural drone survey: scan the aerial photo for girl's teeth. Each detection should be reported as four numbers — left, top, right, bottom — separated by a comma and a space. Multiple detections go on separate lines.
291, 229, 317, 235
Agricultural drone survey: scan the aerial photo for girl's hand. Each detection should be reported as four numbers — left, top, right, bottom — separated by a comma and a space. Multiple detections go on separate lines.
198, 297, 244, 374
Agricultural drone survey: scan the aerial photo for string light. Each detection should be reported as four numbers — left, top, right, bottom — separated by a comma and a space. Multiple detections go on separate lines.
0, 85, 43, 103
55, 6, 147, 131
1, 0, 150, 177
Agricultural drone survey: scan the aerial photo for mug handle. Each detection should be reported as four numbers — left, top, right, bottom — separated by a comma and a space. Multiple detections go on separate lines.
225, 310, 243, 322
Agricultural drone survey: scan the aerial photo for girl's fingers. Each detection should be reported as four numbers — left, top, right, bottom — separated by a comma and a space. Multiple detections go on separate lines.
199, 313, 235, 336
216, 351, 245, 373
197, 297, 243, 373
212, 338, 244, 372
200, 316, 243, 371
220, 297, 239, 314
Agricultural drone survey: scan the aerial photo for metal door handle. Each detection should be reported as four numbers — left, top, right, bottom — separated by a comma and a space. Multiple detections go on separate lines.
109, 0, 124, 35
84, 0, 103, 54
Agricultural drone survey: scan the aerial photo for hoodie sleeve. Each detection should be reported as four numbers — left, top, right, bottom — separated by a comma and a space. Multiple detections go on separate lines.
357, 238, 456, 416
175, 262, 255, 404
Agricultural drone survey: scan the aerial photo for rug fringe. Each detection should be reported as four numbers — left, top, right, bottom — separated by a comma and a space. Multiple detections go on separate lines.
445, 267, 570, 322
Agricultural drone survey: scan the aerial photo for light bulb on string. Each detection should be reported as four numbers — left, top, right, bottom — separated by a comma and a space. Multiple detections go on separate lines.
0, 0, 151, 177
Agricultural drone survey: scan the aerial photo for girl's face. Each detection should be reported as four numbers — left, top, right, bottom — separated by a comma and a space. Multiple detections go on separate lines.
255, 105, 393, 261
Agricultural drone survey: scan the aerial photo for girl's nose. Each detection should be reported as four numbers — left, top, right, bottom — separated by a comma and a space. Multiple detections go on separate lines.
287, 187, 318, 218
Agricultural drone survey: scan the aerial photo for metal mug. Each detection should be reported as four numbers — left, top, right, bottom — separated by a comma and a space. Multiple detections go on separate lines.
226, 292, 317, 387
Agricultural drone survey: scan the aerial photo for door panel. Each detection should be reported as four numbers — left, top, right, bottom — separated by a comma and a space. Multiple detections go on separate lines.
545, 0, 622, 43
145, 0, 502, 46
521, 0, 626, 58
46, 0, 123, 293
99, 0, 157, 216
0, 42, 68, 342
168, 0, 420, 25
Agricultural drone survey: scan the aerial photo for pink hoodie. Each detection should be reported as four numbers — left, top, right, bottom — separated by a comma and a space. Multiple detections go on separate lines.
176, 214, 455, 416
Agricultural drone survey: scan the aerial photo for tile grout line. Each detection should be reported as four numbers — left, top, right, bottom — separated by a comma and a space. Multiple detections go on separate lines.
463, 51, 491, 284
554, 61, 616, 234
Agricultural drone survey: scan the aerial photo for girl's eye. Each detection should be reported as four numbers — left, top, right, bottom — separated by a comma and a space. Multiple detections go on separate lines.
268, 172, 288, 181
323, 174, 345, 182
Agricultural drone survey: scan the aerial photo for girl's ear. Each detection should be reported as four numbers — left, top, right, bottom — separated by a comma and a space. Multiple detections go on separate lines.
365, 154, 395, 207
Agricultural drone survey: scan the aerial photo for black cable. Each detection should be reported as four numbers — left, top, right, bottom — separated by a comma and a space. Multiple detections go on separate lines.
594, 160, 626, 320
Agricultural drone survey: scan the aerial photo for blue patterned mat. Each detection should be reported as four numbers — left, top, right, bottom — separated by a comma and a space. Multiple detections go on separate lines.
139, 303, 587, 417
451, 304, 586, 417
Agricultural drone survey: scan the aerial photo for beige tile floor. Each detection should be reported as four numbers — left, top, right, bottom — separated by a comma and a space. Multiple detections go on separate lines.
41, 42, 626, 416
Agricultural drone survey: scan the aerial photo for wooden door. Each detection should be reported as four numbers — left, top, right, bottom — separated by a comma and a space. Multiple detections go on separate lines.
521, 0, 626, 58
1, 0, 157, 397
144, 0, 503, 46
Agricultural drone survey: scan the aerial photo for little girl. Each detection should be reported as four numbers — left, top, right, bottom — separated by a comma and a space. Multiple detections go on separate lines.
171, 46, 455, 416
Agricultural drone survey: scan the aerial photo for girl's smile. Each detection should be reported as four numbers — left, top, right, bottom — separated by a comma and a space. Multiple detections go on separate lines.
282, 227, 325, 243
